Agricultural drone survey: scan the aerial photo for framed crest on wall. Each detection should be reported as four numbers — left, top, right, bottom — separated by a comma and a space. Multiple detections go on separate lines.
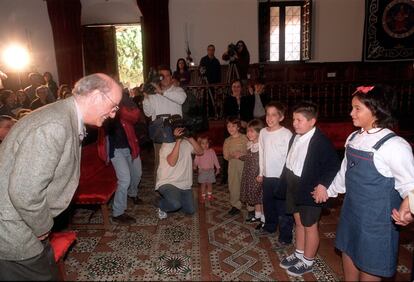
363, 0, 414, 61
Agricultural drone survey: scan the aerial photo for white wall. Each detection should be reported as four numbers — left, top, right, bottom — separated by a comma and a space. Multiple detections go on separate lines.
0, 0, 58, 82
81, 0, 141, 25
169, 0, 259, 68
311, 0, 365, 62
0, 0, 367, 85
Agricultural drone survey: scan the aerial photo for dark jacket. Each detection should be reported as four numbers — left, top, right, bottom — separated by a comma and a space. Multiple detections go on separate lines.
276, 127, 340, 206
223, 95, 251, 122
242, 93, 270, 121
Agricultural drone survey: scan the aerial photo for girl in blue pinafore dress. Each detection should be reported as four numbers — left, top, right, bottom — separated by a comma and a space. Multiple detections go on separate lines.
312, 85, 414, 280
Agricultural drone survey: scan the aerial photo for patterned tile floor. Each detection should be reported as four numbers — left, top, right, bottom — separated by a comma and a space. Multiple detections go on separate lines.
64, 147, 413, 281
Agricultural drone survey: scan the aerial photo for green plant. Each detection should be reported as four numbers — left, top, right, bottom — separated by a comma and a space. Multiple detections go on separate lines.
116, 25, 143, 88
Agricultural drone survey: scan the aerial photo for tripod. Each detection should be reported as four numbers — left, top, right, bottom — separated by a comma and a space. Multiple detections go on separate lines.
198, 71, 217, 119
226, 61, 239, 84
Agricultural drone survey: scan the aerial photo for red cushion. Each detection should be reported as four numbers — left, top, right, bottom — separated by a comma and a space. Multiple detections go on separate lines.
49, 231, 77, 262
318, 122, 355, 150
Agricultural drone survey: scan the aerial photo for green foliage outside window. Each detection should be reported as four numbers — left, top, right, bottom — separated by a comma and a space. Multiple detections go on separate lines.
116, 25, 143, 88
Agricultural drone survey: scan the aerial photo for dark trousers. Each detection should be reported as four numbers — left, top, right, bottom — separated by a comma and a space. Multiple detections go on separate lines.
263, 177, 294, 243
0, 241, 59, 281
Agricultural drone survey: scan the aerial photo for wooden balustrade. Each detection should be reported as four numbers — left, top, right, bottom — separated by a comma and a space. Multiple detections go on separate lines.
184, 81, 414, 122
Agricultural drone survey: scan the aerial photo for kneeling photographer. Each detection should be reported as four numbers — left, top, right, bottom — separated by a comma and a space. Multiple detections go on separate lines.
143, 65, 187, 174
155, 124, 203, 219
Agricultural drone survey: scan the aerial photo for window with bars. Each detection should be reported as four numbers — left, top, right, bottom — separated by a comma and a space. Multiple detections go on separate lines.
259, 0, 312, 62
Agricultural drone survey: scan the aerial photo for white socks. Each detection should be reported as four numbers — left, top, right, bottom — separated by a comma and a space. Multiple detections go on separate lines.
302, 255, 314, 267
295, 249, 304, 260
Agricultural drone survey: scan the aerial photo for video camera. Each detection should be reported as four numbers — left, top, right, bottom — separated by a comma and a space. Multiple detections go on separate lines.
142, 68, 163, 94
227, 43, 238, 62
165, 114, 191, 139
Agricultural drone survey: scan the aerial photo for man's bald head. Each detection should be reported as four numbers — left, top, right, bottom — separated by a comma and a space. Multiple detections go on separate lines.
72, 73, 121, 98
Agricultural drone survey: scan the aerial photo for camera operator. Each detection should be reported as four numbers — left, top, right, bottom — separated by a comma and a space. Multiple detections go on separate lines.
143, 65, 187, 174
199, 44, 221, 84
222, 40, 250, 82
155, 127, 203, 219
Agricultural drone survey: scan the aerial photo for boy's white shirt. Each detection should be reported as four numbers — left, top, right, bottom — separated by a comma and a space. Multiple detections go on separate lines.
258, 126, 292, 178
286, 127, 316, 177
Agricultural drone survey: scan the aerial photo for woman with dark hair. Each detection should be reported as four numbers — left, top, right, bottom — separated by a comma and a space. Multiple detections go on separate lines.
222, 40, 250, 82
43, 72, 58, 99
223, 79, 251, 128
172, 58, 191, 87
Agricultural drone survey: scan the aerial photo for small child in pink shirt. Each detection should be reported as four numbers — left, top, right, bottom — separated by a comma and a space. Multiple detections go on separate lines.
194, 136, 220, 203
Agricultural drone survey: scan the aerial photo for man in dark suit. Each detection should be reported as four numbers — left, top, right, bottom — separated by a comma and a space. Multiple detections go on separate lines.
0, 73, 122, 281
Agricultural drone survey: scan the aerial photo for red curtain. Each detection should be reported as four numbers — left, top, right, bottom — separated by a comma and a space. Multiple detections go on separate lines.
136, 0, 170, 78
46, 0, 83, 87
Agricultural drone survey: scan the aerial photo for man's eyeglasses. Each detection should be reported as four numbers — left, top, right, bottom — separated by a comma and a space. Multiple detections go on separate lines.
102, 92, 119, 113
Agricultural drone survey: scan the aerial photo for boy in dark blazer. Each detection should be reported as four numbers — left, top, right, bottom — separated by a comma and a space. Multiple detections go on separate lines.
278, 101, 340, 277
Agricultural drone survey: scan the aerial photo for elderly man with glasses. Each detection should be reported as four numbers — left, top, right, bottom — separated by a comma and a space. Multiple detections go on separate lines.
0, 73, 122, 281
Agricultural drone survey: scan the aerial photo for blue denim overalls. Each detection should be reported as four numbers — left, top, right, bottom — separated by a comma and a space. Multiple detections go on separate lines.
335, 132, 401, 277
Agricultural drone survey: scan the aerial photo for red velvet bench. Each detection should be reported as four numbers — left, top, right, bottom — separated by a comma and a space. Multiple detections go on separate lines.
70, 143, 117, 231
200, 120, 356, 154
50, 231, 77, 281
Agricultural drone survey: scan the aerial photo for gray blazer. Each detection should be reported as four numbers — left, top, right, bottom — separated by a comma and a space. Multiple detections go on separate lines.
0, 97, 81, 260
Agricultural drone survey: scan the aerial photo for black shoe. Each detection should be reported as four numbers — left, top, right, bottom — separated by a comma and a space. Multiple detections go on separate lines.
112, 213, 136, 224
255, 221, 265, 230
245, 211, 255, 222
128, 196, 143, 205
246, 217, 261, 223
228, 207, 240, 215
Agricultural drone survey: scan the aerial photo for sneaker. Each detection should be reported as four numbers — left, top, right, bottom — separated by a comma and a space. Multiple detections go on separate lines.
286, 260, 313, 277
157, 208, 167, 220
112, 213, 136, 224
279, 253, 301, 269
245, 211, 255, 222
228, 207, 240, 215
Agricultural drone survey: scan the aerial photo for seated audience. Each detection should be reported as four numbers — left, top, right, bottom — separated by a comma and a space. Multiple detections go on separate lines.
0, 115, 16, 144
30, 85, 50, 110
155, 127, 203, 219
57, 84, 72, 100
0, 90, 17, 117
15, 108, 32, 120
173, 58, 191, 87
16, 89, 31, 109
43, 72, 58, 99
24, 72, 46, 102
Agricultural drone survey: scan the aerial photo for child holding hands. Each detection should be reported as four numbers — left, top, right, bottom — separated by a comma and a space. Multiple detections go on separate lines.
240, 119, 265, 223
279, 102, 339, 276
313, 85, 414, 280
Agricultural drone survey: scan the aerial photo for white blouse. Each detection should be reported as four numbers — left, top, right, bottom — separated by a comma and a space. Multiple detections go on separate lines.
328, 128, 414, 198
